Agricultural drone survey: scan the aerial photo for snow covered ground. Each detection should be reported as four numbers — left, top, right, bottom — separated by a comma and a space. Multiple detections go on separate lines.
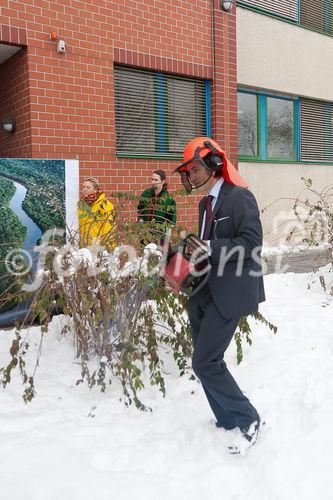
1, 266, 332, 500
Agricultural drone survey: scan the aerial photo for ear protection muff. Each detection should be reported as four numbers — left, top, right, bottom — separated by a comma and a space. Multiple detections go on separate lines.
203, 141, 224, 172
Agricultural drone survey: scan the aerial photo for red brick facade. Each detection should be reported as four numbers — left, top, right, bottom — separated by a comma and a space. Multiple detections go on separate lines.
0, 0, 237, 227
0, 48, 31, 157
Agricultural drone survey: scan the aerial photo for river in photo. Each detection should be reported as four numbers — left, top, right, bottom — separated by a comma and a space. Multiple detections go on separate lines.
0, 177, 43, 326
8, 180, 42, 251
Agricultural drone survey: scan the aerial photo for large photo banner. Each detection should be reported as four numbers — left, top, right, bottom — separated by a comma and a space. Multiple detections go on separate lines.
0, 159, 79, 326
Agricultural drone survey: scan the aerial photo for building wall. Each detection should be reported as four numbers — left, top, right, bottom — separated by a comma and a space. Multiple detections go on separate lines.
237, 6, 333, 244
0, 48, 32, 157
239, 162, 332, 245
211, 0, 238, 164
237, 7, 333, 101
0, 1, 238, 228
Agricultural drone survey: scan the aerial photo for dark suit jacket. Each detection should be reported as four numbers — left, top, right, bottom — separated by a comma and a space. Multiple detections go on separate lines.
197, 181, 265, 319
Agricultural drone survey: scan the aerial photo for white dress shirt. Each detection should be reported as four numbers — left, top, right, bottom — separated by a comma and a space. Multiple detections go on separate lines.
200, 177, 224, 240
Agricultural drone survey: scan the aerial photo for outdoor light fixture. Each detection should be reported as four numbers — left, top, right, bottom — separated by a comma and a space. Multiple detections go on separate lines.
2, 116, 16, 133
221, 0, 235, 12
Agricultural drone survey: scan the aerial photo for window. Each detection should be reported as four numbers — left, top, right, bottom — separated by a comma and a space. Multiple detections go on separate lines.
237, 0, 298, 21
238, 92, 258, 157
114, 66, 210, 157
267, 97, 294, 159
300, 0, 333, 36
238, 0, 333, 37
238, 90, 297, 161
300, 98, 333, 162
238, 90, 333, 163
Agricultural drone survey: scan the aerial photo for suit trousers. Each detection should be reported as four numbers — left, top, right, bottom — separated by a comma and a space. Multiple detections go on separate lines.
188, 285, 259, 430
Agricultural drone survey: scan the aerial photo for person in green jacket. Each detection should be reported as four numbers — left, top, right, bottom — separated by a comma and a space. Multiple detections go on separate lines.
137, 169, 176, 244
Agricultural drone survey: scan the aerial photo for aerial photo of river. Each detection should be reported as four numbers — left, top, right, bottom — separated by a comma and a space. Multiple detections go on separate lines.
0, 177, 43, 326
9, 180, 42, 251
0, 158, 66, 326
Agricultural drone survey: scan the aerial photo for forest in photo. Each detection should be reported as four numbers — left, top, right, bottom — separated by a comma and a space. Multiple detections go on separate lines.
0, 159, 66, 315
0, 159, 66, 232
0, 177, 27, 303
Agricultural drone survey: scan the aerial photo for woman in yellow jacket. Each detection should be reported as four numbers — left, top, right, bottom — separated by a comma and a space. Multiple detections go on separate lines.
78, 177, 115, 249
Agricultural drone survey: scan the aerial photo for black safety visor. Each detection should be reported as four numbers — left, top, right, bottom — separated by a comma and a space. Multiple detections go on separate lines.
174, 146, 207, 173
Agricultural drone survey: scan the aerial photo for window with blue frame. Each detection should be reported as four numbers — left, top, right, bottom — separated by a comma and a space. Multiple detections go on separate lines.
114, 66, 210, 157
237, 0, 298, 21
237, 0, 333, 37
237, 92, 258, 157
301, 0, 333, 36
238, 90, 298, 161
267, 96, 295, 159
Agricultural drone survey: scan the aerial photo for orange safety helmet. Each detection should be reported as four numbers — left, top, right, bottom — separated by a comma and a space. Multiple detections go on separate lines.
175, 137, 248, 189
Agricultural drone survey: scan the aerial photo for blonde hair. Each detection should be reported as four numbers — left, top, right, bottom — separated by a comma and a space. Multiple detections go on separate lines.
84, 177, 101, 190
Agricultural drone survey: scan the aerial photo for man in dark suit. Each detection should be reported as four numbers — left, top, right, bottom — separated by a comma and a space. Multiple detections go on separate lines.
175, 137, 265, 454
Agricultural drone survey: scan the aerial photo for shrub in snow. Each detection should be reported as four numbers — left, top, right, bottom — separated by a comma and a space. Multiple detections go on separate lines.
1, 198, 277, 408
289, 179, 332, 292
1, 241, 193, 408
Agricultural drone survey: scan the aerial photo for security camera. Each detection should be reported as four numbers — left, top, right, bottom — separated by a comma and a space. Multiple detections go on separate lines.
57, 40, 66, 53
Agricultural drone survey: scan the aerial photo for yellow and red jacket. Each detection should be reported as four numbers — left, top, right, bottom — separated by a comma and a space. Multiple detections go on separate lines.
78, 193, 115, 248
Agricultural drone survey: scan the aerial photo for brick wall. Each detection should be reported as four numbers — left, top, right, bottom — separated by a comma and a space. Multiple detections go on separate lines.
0, 0, 237, 228
0, 48, 32, 157
212, 0, 238, 166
